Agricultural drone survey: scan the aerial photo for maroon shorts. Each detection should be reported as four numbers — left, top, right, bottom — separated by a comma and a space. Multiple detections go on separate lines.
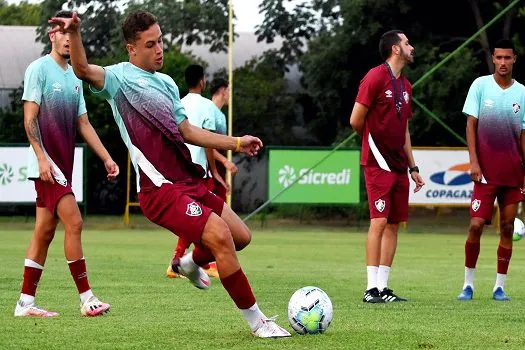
34, 179, 74, 217
206, 177, 227, 202
138, 181, 225, 244
470, 182, 523, 222
364, 166, 409, 223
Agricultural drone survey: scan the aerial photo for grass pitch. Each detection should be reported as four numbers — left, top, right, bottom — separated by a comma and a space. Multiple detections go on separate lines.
1, 222, 524, 349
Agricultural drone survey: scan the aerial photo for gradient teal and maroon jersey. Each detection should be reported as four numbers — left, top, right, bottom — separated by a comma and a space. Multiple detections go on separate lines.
90, 62, 205, 192
22, 55, 86, 185
463, 75, 525, 187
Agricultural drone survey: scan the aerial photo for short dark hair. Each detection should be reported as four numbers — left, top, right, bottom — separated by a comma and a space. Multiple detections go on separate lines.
492, 39, 516, 55
122, 11, 157, 43
184, 65, 205, 88
52, 10, 73, 28
210, 78, 229, 96
379, 30, 404, 60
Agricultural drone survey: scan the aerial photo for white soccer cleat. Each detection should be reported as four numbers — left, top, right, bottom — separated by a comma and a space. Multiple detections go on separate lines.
80, 295, 110, 317
252, 317, 291, 338
172, 257, 210, 290
14, 301, 58, 317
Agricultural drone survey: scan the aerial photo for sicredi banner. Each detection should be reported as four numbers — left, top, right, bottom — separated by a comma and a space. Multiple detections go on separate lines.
0, 146, 84, 203
268, 149, 360, 204
409, 148, 473, 205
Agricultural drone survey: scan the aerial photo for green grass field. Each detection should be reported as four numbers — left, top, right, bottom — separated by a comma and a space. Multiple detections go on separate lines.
1, 223, 525, 349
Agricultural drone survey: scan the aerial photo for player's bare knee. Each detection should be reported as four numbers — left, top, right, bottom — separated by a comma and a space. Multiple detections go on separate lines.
235, 227, 252, 251
65, 216, 83, 235
206, 221, 235, 255
37, 227, 56, 245
500, 220, 514, 237
468, 219, 484, 238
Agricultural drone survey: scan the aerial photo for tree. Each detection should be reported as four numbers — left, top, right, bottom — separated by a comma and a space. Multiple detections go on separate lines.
37, 0, 123, 58
126, 0, 232, 53
0, 0, 41, 25
256, 0, 525, 147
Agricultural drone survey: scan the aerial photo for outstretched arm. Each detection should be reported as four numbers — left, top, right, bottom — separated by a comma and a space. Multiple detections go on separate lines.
49, 12, 105, 90
179, 119, 262, 157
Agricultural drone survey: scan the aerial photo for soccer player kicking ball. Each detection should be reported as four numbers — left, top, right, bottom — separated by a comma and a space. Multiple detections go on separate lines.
49, 11, 290, 338
350, 30, 425, 303
457, 39, 525, 302
166, 69, 235, 280
15, 10, 118, 317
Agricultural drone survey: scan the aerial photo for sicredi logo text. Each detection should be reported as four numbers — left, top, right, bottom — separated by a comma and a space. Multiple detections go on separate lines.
278, 166, 351, 188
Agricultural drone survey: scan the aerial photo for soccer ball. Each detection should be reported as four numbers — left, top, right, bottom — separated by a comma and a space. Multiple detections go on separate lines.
287, 286, 333, 335
513, 217, 525, 241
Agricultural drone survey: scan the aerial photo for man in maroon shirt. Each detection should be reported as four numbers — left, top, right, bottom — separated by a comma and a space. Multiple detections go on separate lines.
350, 30, 425, 303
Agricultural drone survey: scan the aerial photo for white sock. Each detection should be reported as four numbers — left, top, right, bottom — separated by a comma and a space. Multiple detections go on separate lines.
67, 256, 85, 264
463, 267, 475, 290
366, 266, 378, 290
240, 303, 267, 331
180, 251, 198, 273
24, 258, 44, 270
19, 293, 35, 306
80, 289, 94, 305
377, 265, 391, 291
493, 273, 506, 292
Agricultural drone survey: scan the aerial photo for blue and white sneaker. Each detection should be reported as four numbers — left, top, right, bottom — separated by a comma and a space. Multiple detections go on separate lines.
492, 287, 510, 301
457, 285, 473, 301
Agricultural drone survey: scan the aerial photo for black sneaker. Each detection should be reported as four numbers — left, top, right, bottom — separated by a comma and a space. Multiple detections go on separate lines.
379, 288, 407, 302
363, 287, 385, 303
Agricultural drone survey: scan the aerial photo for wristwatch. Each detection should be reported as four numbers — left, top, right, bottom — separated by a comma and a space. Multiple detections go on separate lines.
409, 166, 419, 174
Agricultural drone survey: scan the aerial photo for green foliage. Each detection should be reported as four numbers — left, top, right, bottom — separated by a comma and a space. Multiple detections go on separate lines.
258, 0, 525, 147
0, 0, 41, 25
37, 0, 123, 58
126, 0, 231, 52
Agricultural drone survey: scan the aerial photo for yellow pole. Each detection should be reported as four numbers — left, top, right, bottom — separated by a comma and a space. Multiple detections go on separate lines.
124, 151, 131, 225
226, 0, 234, 206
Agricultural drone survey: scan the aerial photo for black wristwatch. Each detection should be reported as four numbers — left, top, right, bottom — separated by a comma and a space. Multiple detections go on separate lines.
409, 166, 419, 174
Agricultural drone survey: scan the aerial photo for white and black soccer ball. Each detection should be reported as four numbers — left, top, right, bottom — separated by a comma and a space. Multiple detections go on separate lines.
513, 217, 525, 241
287, 286, 333, 335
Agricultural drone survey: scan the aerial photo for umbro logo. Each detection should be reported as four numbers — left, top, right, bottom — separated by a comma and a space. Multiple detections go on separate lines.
385, 90, 393, 98
55, 178, 68, 187
52, 82, 62, 92
484, 99, 495, 107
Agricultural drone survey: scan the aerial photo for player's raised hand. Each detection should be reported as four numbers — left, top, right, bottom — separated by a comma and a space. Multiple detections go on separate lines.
238, 135, 263, 156
48, 11, 81, 34
411, 171, 425, 193
470, 162, 482, 182
104, 158, 120, 181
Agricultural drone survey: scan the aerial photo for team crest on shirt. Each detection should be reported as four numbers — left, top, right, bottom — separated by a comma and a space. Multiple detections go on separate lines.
513, 103, 521, 114
374, 199, 386, 213
471, 199, 481, 212
186, 202, 202, 217
403, 91, 409, 104
75, 85, 80, 94
384, 90, 393, 98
